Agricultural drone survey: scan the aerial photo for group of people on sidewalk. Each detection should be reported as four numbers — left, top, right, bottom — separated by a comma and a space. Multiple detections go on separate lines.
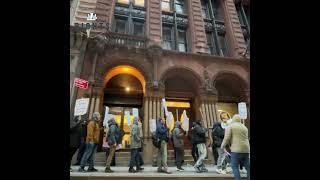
70, 112, 250, 180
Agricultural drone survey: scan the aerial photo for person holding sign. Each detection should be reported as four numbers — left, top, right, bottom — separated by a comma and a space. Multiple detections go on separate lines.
78, 112, 101, 172
172, 121, 186, 171
156, 117, 172, 174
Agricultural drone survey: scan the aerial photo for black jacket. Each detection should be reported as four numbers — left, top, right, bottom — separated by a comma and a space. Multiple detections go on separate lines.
212, 122, 225, 147
192, 123, 206, 145
70, 117, 82, 148
107, 121, 120, 146
156, 120, 169, 142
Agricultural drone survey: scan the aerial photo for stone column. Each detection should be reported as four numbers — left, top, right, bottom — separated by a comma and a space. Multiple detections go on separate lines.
156, 98, 160, 119
143, 97, 149, 138
148, 97, 153, 137
152, 97, 156, 120
205, 102, 211, 128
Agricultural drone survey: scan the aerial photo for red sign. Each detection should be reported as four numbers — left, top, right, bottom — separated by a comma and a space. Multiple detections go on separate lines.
74, 78, 89, 89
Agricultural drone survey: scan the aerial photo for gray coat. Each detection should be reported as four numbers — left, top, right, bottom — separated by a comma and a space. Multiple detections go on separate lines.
173, 122, 184, 148
130, 118, 141, 149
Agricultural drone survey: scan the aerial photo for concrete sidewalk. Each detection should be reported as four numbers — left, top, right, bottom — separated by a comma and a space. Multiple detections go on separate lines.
70, 165, 247, 178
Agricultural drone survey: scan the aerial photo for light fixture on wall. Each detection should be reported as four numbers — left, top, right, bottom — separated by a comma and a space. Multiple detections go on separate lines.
125, 87, 130, 92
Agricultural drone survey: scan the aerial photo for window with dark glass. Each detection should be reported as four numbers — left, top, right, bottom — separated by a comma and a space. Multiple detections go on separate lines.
235, 2, 250, 44
162, 26, 173, 50
161, 0, 188, 52
162, 0, 171, 12
212, 0, 224, 21
177, 29, 187, 52
175, 0, 185, 14
114, 18, 127, 34
206, 32, 216, 55
218, 33, 226, 56
113, 1, 146, 36
202, 0, 228, 56
201, 0, 210, 19
133, 21, 144, 36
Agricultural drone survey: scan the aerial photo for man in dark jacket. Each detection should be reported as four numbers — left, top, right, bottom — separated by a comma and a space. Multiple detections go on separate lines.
212, 118, 227, 174
191, 122, 199, 163
70, 116, 82, 172
173, 121, 186, 171
156, 117, 172, 174
105, 117, 120, 173
192, 120, 208, 173
74, 120, 87, 165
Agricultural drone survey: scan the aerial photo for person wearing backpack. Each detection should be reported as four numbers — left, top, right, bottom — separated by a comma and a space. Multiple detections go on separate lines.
78, 112, 101, 172
156, 117, 172, 174
128, 117, 144, 173
105, 117, 120, 173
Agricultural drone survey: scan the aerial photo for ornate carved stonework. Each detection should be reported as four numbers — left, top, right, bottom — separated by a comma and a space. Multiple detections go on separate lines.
147, 44, 163, 62
201, 70, 218, 95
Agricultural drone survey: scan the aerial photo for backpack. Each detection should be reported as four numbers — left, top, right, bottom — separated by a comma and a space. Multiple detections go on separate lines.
152, 132, 161, 148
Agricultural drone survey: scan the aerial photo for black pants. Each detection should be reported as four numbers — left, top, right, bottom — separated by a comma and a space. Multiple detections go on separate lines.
69, 147, 78, 168
138, 148, 144, 166
175, 147, 184, 168
191, 144, 199, 162
105, 148, 116, 166
129, 148, 140, 169
76, 140, 86, 164
212, 146, 219, 165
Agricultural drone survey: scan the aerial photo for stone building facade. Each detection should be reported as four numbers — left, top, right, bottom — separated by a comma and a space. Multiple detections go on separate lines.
70, 0, 250, 164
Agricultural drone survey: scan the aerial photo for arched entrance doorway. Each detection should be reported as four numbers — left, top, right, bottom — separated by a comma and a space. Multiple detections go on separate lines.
161, 67, 202, 150
213, 72, 249, 129
102, 65, 146, 150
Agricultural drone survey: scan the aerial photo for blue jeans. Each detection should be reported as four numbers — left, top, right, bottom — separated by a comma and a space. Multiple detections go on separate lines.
231, 152, 250, 180
80, 143, 97, 168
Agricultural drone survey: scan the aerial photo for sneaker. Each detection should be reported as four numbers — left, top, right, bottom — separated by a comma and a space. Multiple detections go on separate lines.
194, 166, 201, 173
164, 170, 172, 174
216, 168, 223, 174
105, 167, 114, 173
220, 170, 227, 174
240, 169, 247, 174
78, 167, 86, 172
87, 168, 98, 172
137, 167, 144, 171
70, 168, 73, 172
201, 167, 208, 172
177, 168, 184, 172
129, 168, 138, 173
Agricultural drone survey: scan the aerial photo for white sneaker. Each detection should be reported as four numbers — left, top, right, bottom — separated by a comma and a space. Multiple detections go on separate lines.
240, 169, 247, 174
216, 168, 223, 174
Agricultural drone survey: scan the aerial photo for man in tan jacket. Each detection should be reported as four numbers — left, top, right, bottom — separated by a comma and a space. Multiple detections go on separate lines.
221, 114, 250, 180
78, 112, 101, 172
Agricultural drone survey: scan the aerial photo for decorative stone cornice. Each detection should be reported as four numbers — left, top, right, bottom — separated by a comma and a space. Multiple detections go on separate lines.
147, 44, 163, 63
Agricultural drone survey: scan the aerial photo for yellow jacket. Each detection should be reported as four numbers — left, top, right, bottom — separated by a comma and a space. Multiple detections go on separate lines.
86, 120, 100, 144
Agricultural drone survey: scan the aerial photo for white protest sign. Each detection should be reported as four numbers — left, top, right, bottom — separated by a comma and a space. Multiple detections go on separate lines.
74, 98, 90, 116
238, 102, 247, 119
125, 111, 131, 126
150, 119, 156, 133
132, 108, 139, 118
103, 106, 109, 127
162, 98, 169, 117
167, 111, 173, 128
181, 110, 189, 131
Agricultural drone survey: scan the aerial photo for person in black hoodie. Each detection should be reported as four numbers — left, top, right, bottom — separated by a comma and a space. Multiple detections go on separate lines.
191, 122, 199, 163
70, 116, 82, 172
192, 120, 208, 173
